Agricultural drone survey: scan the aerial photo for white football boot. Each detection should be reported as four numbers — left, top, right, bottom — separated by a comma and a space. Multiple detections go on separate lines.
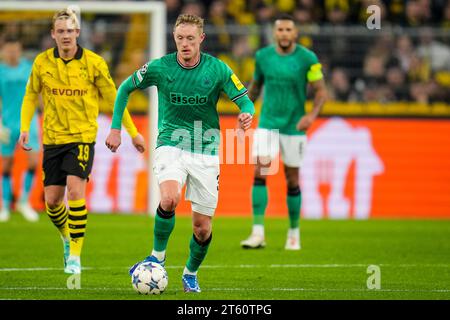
17, 202, 39, 222
285, 228, 301, 250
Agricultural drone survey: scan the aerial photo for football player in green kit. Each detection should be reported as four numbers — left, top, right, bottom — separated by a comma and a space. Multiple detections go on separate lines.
241, 14, 328, 250
105, 14, 254, 292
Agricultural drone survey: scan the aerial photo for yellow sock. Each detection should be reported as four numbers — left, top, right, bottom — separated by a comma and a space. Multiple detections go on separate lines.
68, 199, 87, 257
46, 202, 69, 240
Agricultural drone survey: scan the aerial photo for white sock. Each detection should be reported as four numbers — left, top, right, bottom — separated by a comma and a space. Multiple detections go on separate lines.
288, 228, 300, 238
151, 250, 165, 262
68, 255, 80, 263
252, 225, 265, 237
183, 266, 197, 276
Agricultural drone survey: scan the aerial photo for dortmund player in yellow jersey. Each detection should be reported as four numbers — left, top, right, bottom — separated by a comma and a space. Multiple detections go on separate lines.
241, 14, 328, 250
19, 9, 146, 274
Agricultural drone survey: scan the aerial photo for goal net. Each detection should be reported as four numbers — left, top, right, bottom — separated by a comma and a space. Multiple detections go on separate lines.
0, 1, 166, 214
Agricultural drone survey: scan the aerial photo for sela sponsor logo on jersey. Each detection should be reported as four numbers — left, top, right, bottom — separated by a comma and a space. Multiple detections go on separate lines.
170, 92, 208, 105
44, 85, 88, 96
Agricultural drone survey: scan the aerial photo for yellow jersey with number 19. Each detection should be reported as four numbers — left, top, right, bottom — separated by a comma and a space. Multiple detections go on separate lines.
21, 45, 138, 145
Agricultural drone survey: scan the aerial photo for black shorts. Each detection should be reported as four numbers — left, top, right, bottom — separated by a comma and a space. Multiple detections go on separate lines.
43, 142, 95, 186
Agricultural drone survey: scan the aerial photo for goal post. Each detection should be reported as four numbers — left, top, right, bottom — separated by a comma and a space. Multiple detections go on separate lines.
0, 1, 166, 215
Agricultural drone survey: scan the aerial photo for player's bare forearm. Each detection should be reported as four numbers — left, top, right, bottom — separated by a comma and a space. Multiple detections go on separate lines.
310, 79, 328, 117
296, 79, 327, 131
247, 79, 262, 102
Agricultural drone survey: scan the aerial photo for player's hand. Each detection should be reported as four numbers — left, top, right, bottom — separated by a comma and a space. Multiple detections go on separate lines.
0, 126, 10, 144
238, 113, 253, 131
296, 113, 316, 131
132, 133, 146, 153
105, 129, 121, 153
18, 131, 32, 151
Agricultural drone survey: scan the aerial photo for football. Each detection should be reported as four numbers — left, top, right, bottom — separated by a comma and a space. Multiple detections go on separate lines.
131, 262, 168, 295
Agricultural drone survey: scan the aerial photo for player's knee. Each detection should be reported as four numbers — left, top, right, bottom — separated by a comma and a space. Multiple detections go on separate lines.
66, 188, 83, 201
45, 198, 63, 209
160, 194, 180, 212
285, 171, 299, 188
253, 177, 266, 186
193, 223, 211, 243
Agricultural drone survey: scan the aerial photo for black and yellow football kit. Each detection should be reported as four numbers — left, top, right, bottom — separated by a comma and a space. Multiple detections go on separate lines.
21, 45, 140, 261
21, 45, 138, 185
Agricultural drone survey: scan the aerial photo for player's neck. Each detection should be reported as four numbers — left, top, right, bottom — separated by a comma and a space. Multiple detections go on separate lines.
177, 52, 201, 68
58, 46, 78, 60
276, 44, 296, 55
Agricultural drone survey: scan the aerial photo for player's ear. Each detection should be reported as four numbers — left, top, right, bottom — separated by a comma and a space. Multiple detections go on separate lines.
199, 32, 205, 44
51, 29, 56, 40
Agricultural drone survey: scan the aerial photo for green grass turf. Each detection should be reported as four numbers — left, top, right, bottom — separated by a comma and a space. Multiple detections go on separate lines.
0, 213, 449, 300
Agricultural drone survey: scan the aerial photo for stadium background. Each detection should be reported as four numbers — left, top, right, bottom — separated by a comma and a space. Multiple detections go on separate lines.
1, 0, 449, 219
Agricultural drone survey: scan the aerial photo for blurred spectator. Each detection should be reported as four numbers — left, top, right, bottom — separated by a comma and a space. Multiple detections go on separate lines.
205, 0, 234, 55
293, 5, 314, 25
166, 0, 183, 24
393, 35, 414, 72
181, 0, 206, 18
385, 66, 410, 101
358, 54, 391, 102
323, 0, 350, 25
416, 27, 450, 72
254, 2, 277, 24
218, 35, 255, 84
402, 0, 429, 26
384, 0, 406, 24
407, 53, 431, 83
443, 1, 450, 29
329, 67, 356, 101
227, 0, 256, 25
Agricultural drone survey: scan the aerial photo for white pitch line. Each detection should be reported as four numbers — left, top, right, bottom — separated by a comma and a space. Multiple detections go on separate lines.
0, 287, 448, 293
1, 263, 449, 272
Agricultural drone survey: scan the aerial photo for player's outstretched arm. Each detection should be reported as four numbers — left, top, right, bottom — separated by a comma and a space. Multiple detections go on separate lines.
106, 75, 145, 153
296, 79, 328, 131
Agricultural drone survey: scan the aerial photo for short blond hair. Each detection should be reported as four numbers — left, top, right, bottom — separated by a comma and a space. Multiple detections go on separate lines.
174, 14, 204, 32
52, 8, 80, 29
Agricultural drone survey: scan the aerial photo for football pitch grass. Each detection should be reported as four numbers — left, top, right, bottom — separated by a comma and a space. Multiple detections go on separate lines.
0, 213, 449, 300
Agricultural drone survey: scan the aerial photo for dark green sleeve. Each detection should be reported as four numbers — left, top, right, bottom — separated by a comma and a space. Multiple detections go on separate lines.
111, 59, 161, 130
235, 94, 255, 115
111, 76, 135, 130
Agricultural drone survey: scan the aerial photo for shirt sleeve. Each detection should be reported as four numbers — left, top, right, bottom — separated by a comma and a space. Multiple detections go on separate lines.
111, 76, 136, 131
20, 60, 41, 132
111, 60, 160, 131
221, 63, 250, 105
306, 52, 324, 83
95, 59, 138, 138
130, 60, 160, 89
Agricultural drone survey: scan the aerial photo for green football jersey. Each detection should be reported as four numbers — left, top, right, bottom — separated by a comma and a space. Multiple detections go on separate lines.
254, 44, 323, 135
131, 52, 249, 155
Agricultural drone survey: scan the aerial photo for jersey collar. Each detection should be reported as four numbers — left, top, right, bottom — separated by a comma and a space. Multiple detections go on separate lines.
176, 52, 202, 70
53, 45, 83, 63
